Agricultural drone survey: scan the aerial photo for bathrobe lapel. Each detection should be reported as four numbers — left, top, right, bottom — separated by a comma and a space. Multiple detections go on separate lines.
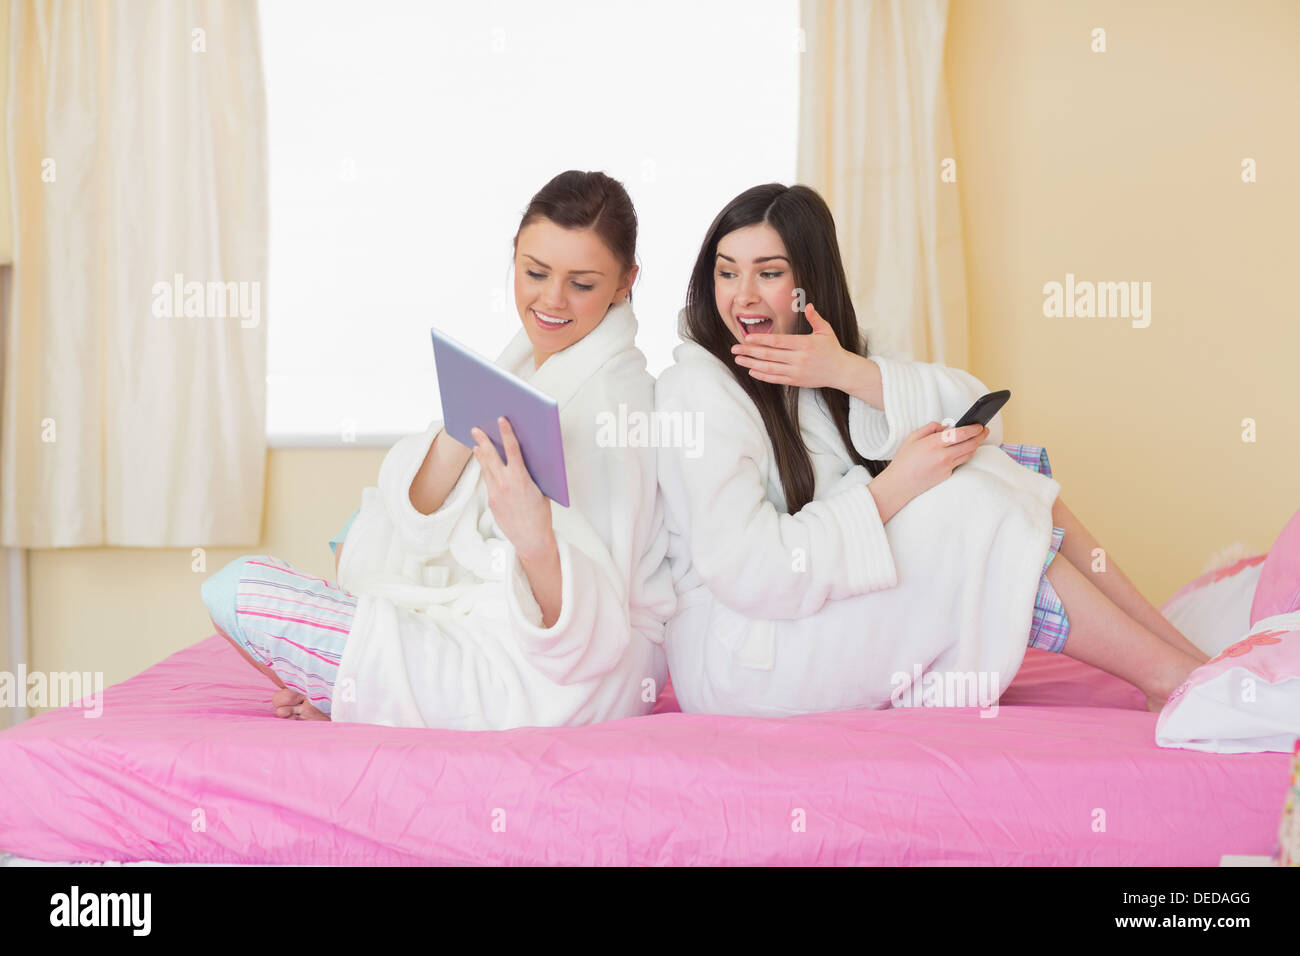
508, 301, 640, 599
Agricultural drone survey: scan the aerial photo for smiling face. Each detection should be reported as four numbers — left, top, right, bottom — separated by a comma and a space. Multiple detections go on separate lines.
513, 218, 637, 368
713, 222, 801, 344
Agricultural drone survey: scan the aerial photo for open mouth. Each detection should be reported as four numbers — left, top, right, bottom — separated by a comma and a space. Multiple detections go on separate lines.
738, 315, 774, 337
533, 309, 574, 331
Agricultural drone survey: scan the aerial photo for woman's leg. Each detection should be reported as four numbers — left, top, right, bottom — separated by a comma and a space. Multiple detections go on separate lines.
213, 621, 287, 689
1051, 496, 1210, 664
1044, 553, 1202, 710
200, 555, 354, 720
212, 621, 328, 720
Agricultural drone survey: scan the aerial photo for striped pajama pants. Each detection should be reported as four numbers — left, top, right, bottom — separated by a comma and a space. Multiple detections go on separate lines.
999, 442, 1072, 653
201, 554, 356, 715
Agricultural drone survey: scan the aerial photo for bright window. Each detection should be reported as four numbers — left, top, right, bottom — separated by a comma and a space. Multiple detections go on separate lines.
261, 0, 800, 444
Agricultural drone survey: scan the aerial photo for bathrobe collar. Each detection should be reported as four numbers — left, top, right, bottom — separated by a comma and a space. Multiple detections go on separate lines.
495, 300, 639, 409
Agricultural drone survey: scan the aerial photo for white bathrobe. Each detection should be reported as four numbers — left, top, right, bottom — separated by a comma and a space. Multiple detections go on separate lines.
333, 302, 675, 729
655, 337, 1063, 717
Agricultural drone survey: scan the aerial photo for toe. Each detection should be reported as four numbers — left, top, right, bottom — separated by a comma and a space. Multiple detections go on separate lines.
272, 688, 305, 718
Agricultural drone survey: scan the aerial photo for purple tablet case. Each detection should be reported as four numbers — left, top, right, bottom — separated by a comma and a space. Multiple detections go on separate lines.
430, 328, 570, 507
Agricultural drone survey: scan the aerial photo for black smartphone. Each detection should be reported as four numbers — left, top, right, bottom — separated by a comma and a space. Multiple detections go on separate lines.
953, 389, 1010, 429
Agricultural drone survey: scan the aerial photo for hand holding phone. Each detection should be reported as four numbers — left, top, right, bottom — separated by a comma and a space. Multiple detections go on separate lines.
953, 390, 1010, 429
947, 390, 1009, 471
869, 389, 1012, 517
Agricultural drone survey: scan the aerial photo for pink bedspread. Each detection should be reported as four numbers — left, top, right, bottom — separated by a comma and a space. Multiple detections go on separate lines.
0, 635, 1290, 865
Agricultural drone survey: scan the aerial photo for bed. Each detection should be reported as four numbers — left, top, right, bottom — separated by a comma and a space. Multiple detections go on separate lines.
0, 616, 1290, 866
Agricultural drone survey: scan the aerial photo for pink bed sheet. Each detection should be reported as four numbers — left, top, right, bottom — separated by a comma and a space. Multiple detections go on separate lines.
0, 635, 1290, 865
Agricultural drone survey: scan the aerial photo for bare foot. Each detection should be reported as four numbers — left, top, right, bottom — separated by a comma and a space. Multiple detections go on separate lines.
1144, 653, 1199, 713
271, 688, 330, 721
272, 687, 303, 717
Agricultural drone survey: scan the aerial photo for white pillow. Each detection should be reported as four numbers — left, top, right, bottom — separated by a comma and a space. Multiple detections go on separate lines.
1160, 556, 1266, 657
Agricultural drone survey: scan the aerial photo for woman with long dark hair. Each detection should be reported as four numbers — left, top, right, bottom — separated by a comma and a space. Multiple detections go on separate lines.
655, 183, 1207, 716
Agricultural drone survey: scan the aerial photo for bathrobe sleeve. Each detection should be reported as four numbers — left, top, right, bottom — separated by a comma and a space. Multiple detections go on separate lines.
848, 355, 1004, 460
656, 362, 898, 621
376, 417, 481, 559
499, 438, 675, 687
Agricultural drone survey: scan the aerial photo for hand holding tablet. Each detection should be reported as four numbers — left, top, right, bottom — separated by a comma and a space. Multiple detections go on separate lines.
430, 328, 571, 507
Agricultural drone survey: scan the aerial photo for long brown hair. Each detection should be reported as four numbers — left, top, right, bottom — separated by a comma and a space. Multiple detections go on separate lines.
683, 183, 887, 513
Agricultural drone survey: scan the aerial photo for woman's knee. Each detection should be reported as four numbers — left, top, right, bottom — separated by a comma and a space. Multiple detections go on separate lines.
200, 554, 264, 643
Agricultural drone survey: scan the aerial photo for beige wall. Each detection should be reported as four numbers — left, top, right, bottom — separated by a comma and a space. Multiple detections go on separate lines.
21, 0, 1300, 699
947, 0, 1299, 601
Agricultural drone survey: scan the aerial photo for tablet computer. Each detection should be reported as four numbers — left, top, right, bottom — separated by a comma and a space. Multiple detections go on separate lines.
430, 328, 570, 507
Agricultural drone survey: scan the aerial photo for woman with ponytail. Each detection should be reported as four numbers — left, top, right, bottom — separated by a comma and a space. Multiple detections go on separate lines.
203, 171, 675, 729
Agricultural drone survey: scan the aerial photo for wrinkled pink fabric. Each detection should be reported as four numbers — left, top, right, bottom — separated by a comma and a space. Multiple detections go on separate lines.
0, 633, 1289, 865
1252, 507, 1300, 625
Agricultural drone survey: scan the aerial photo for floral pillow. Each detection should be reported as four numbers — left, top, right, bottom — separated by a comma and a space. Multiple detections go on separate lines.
1156, 508, 1300, 753
1156, 611, 1300, 754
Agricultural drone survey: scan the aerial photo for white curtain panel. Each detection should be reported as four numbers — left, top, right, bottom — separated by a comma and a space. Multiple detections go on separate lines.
797, 0, 967, 365
2, 0, 268, 548
1, 548, 24, 730
0, 264, 21, 730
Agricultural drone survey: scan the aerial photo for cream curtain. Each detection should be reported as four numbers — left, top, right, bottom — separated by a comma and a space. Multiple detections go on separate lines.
1, 265, 20, 730
797, 0, 966, 365
1, 0, 268, 549
1, 547, 24, 731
